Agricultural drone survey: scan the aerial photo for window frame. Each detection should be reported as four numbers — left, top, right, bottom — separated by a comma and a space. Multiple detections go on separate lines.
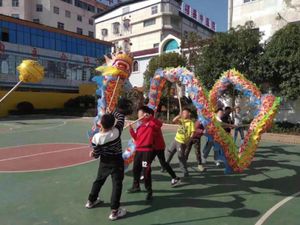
53, 6, 59, 14
132, 60, 139, 73
151, 5, 158, 15
143, 18, 156, 27
12, 0, 19, 7
65, 10, 71, 18
77, 27, 83, 35
36, 4, 43, 12
57, 22, 64, 30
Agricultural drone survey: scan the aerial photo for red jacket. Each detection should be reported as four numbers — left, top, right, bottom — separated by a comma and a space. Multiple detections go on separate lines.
192, 121, 205, 138
152, 118, 165, 151
129, 117, 159, 152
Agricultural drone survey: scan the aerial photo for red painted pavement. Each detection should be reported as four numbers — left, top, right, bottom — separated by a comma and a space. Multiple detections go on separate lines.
0, 144, 93, 172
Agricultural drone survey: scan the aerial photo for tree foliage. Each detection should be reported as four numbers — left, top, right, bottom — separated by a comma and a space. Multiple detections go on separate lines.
143, 52, 187, 94
192, 22, 264, 90
260, 23, 300, 100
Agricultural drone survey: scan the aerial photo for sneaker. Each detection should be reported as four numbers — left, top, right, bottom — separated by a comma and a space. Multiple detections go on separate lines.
85, 198, 102, 209
109, 208, 127, 221
198, 165, 206, 172
171, 177, 181, 187
146, 192, 153, 201
215, 161, 221, 167
127, 187, 141, 193
140, 175, 144, 181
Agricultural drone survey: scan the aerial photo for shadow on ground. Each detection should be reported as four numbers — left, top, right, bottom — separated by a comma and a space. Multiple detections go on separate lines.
118, 144, 300, 223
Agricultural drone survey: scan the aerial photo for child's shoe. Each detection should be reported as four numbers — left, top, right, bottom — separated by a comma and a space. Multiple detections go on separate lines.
109, 208, 127, 220
85, 198, 102, 209
171, 177, 181, 187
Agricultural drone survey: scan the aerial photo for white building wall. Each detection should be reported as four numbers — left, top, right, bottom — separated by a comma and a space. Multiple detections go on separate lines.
0, 0, 107, 36
230, 0, 300, 41
130, 57, 153, 88
95, 0, 214, 87
0, 0, 33, 19
229, 0, 300, 123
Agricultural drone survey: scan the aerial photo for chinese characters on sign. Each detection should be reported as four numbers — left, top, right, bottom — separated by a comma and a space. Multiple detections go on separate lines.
181, 3, 216, 32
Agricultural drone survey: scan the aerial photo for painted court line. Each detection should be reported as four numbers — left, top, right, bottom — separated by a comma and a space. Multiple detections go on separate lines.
0, 121, 67, 134
255, 191, 300, 225
0, 145, 88, 162
0, 159, 96, 174
0, 142, 87, 150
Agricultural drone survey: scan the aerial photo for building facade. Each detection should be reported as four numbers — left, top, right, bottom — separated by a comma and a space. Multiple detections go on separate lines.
228, 0, 300, 41
228, 0, 300, 123
0, 14, 111, 116
0, 0, 108, 38
94, 0, 216, 87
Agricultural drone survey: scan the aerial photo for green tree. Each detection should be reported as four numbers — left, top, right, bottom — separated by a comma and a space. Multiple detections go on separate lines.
194, 22, 264, 90
260, 23, 300, 100
144, 52, 187, 93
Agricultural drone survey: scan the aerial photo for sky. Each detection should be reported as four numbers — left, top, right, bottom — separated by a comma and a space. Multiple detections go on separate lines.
184, 0, 228, 32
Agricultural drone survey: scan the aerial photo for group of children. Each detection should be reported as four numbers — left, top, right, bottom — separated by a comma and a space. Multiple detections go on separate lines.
85, 103, 245, 221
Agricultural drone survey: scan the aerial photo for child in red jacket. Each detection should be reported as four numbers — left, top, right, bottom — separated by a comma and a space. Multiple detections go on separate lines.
127, 106, 158, 201
148, 109, 181, 186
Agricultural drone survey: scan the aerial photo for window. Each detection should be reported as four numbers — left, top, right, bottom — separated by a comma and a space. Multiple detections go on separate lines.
36, 4, 43, 12
184, 30, 188, 38
101, 29, 108, 36
57, 22, 64, 29
65, 10, 71, 18
77, 15, 82, 22
123, 19, 130, 31
123, 6, 129, 14
1, 27, 9, 42
151, 5, 158, 15
61, 0, 72, 3
0, 0, 3, 7
12, 0, 19, 7
143, 18, 156, 27
11, 14, 19, 18
53, 6, 59, 14
133, 61, 139, 72
89, 19, 93, 25
88, 31, 94, 38
77, 28, 83, 35
33, 19, 40, 23
153, 43, 159, 48
112, 22, 120, 34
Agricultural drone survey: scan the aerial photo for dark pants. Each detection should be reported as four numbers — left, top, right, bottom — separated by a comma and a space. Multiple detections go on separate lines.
234, 127, 244, 142
166, 140, 188, 174
132, 151, 153, 193
88, 158, 124, 210
153, 150, 177, 179
185, 138, 202, 165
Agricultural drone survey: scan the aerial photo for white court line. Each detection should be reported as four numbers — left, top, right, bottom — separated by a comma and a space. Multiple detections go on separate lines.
255, 191, 300, 225
0, 131, 176, 173
0, 142, 87, 150
0, 145, 88, 162
0, 159, 97, 173
0, 120, 67, 134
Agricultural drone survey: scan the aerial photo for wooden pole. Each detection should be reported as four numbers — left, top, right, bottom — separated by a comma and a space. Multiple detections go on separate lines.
107, 76, 120, 112
176, 83, 182, 114
0, 80, 22, 104
124, 115, 146, 129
